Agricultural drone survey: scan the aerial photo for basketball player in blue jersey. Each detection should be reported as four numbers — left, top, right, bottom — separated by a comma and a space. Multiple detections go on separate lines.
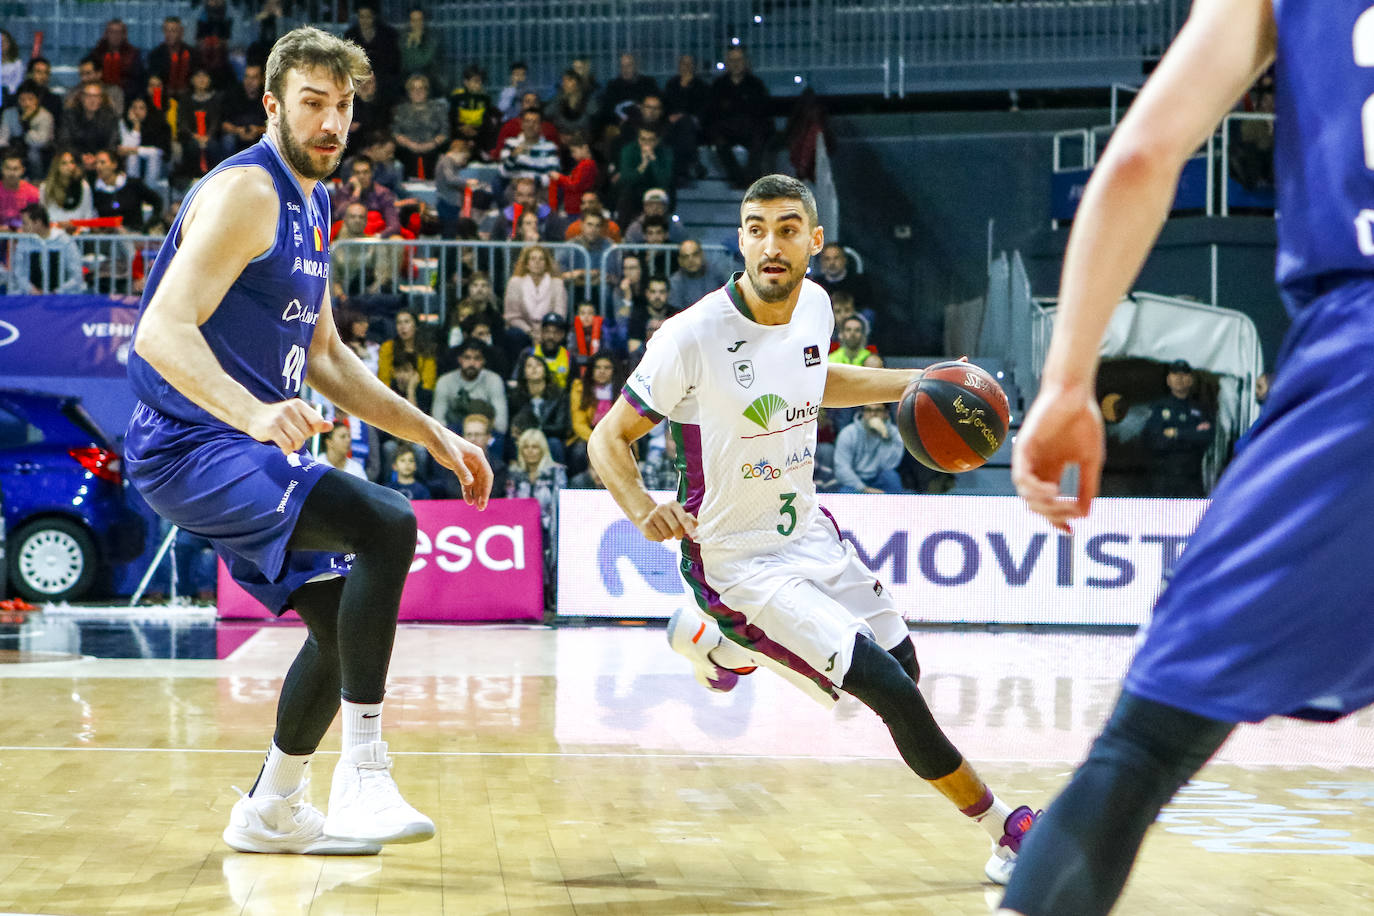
1002, 2, 1374, 913
591, 175, 1040, 885
124, 28, 492, 856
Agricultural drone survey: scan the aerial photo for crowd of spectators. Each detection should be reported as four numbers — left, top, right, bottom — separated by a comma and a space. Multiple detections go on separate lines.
0, 4, 898, 606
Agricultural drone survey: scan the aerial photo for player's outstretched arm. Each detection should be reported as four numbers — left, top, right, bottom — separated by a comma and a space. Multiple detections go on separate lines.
822, 363, 918, 408
133, 167, 331, 454
1012, 0, 1274, 534
589, 399, 697, 542
305, 293, 493, 508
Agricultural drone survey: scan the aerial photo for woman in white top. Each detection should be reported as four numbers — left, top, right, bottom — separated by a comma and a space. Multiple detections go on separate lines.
40, 149, 95, 226
319, 421, 368, 480
0, 31, 24, 104
503, 243, 567, 337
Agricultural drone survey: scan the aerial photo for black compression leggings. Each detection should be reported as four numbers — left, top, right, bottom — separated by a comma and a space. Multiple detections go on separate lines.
270, 471, 417, 755
841, 634, 964, 781
999, 690, 1234, 916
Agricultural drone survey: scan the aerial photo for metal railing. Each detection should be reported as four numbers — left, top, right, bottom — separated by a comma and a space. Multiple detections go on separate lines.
331, 238, 598, 326
414, 0, 1186, 95
0, 231, 162, 297
595, 241, 732, 312
5, 1, 1186, 97
0, 232, 867, 325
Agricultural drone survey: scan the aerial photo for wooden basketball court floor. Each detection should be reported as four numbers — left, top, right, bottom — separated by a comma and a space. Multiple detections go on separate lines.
0, 623, 1369, 916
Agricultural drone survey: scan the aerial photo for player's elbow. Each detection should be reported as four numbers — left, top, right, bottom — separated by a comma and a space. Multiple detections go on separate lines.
587, 423, 614, 473
1098, 133, 1184, 189
131, 314, 175, 372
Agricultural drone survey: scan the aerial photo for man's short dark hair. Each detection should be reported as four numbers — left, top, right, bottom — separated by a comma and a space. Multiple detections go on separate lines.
163, 15, 182, 26
521, 106, 542, 119
458, 341, 486, 359
3, 147, 26, 165
511, 61, 529, 72
463, 63, 485, 81
841, 314, 867, 333
741, 174, 819, 228
350, 154, 374, 170
646, 274, 670, 289
641, 214, 670, 233
27, 56, 49, 72
21, 203, 49, 224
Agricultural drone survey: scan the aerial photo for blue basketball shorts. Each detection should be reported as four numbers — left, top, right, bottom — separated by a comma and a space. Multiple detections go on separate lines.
124, 401, 351, 614
1125, 279, 1374, 722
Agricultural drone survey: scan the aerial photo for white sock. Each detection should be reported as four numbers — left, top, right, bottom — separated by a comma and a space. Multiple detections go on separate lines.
342, 699, 383, 751
252, 742, 311, 798
973, 794, 1017, 843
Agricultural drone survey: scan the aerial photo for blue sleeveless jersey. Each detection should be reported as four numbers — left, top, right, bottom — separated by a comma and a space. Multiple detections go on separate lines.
127, 136, 332, 427
1273, 1, 1374, 307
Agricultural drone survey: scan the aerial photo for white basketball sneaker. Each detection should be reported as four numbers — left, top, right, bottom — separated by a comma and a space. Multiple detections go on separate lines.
222, 781, 382, 855
323, 741, 435, 845
666, 606, 759, 692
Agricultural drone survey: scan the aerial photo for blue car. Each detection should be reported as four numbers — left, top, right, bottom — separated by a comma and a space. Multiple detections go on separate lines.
0, 390, 149, 601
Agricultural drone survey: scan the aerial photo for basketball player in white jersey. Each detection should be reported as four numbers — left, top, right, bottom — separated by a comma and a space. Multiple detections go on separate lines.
589, 174, 1038, 883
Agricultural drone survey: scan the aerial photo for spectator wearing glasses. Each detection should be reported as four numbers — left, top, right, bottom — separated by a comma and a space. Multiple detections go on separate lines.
59, 82, 121, 174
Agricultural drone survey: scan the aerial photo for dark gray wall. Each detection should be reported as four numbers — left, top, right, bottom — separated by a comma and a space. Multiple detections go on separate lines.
829, 111, 1289, 365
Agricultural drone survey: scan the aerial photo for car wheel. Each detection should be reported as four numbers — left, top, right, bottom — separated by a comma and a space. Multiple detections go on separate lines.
9, 518, 97, 602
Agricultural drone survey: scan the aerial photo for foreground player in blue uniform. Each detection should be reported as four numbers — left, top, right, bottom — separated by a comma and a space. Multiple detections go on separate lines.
125, 28, 492, 855
1003, 1, 1374, 913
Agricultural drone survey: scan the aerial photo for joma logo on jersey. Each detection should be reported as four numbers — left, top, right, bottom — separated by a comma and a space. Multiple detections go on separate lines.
292, 256, 329, 278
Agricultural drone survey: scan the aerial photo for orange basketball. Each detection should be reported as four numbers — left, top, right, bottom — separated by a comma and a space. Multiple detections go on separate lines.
896, 361, 1011, 472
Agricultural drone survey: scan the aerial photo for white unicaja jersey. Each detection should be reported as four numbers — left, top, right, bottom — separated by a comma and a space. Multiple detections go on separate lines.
624, 273, 834, 586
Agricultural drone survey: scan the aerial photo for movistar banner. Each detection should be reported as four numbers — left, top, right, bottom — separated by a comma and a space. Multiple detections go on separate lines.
556, 490, 1208, 625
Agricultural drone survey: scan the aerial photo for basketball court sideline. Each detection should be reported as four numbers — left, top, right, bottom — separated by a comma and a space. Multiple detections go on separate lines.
0, 625, 1369, 915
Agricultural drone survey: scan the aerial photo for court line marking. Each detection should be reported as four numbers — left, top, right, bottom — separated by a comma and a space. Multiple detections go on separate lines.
0, 745, 1083, 764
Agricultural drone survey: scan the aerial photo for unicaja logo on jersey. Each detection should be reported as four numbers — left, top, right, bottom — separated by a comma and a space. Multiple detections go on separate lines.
743, 394, 821, 436
743, 393, 787, 430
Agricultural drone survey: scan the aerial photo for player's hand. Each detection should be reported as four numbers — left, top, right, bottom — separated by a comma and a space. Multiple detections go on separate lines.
428, 427, 494, 509
1011, 383, 1103, 533
635, 501, 697, 542
248, 399, 332, 455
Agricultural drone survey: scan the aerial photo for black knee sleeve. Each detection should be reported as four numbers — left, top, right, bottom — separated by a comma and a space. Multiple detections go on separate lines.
284, 472, 416, 704
287, 471, 416, 568
843, 634, 963, 780
1000, 691, 1234, 916
887, 636, 920, 684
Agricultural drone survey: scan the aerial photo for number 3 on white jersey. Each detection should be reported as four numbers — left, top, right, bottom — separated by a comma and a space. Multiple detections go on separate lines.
282, 344, 306, 393
1353, 8, 1374, 253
